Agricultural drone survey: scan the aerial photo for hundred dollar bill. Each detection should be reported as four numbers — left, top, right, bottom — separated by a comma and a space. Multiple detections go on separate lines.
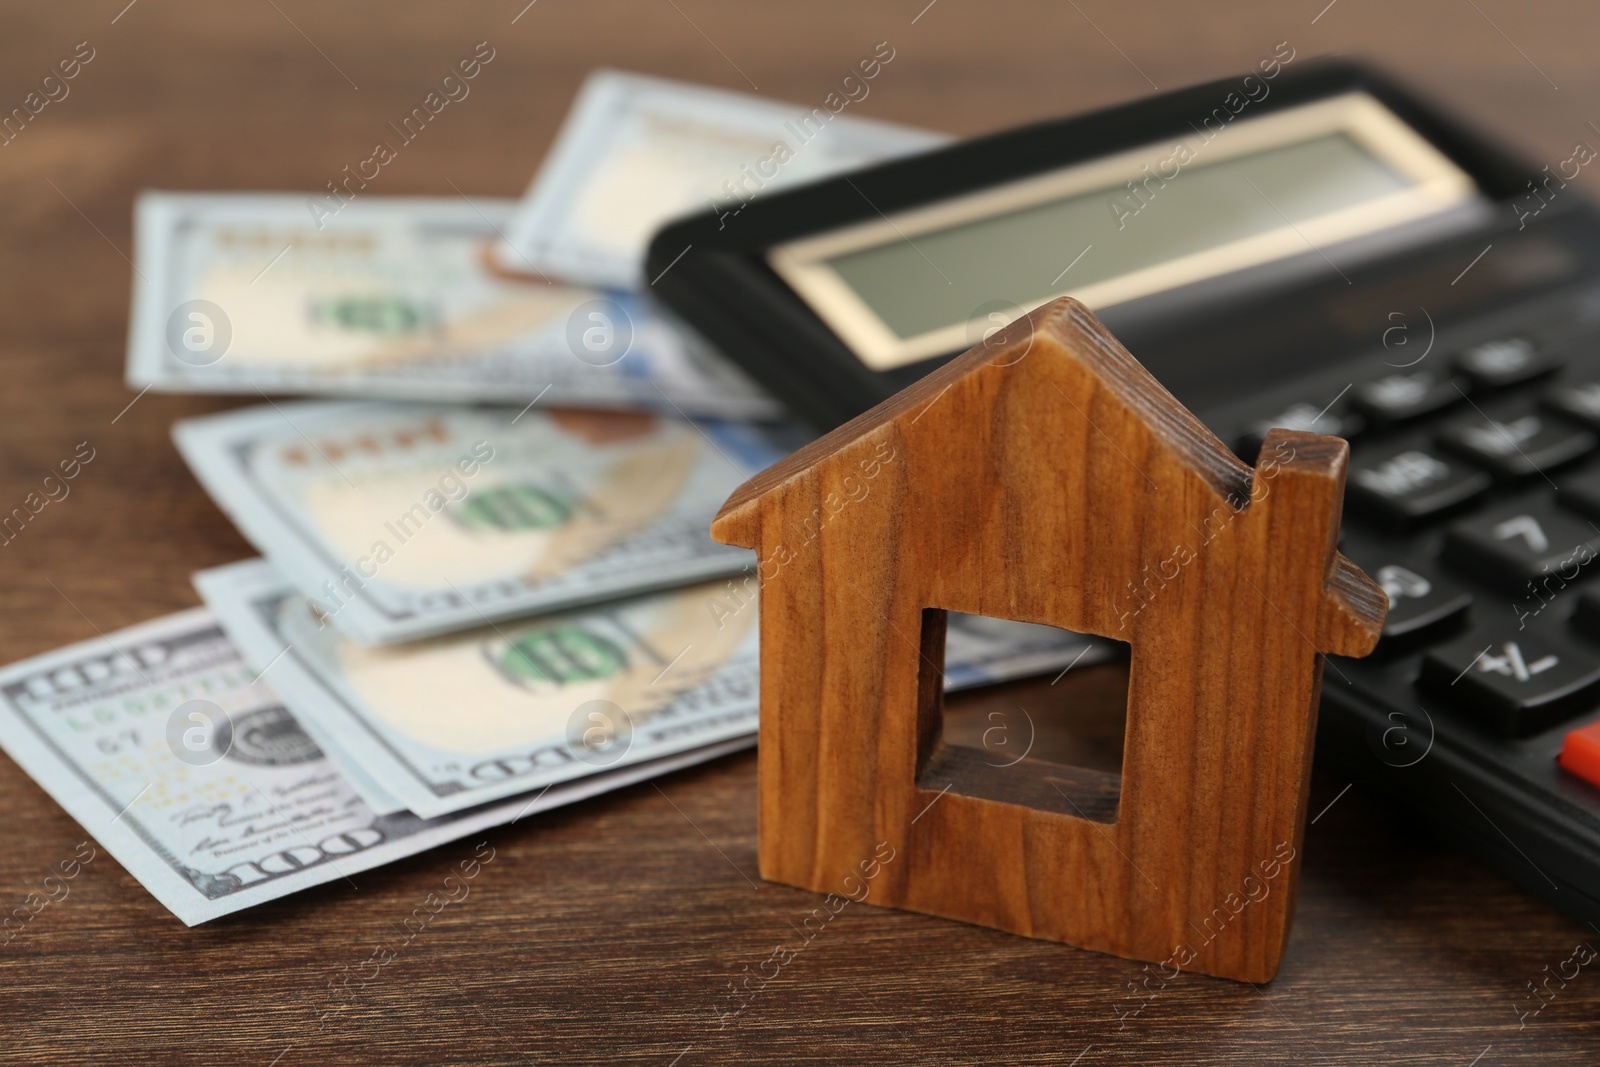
491, 69, 950, 288
173, 400, 804, 645
0, 607, 755, 925
196, 559, 1114, 819
126, 192, 779, 419
199, 560, 761, 818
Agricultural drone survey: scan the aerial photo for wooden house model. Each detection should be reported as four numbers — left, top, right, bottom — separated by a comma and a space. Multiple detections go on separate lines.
710, 296, 1386, 982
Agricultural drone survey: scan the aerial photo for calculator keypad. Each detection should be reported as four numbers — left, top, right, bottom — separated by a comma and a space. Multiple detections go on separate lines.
1231, 305, 1600, 792
1180, 235, 1600, 927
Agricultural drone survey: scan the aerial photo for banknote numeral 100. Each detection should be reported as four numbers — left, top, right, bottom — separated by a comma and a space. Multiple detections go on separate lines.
221, 828, 385, 887
23, 644, 170, 700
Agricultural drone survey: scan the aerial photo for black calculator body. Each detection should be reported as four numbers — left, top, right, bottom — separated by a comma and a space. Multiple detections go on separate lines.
647, 61, 1600, 925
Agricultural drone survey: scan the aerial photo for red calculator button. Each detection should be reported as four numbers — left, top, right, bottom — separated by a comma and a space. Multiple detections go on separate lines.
1557, 721, 1600, 787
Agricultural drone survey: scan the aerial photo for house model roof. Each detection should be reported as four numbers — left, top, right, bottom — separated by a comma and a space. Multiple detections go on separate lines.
713, 296, 1383, 652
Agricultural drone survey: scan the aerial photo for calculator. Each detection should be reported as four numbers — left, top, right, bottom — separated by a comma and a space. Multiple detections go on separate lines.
646, 60, 1600, 925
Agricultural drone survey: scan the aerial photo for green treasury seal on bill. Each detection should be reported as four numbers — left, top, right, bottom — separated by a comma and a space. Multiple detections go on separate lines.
125, 192, 778, 418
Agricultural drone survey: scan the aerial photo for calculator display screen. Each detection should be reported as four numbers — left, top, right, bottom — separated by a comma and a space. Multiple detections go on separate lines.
769, 93, 1481, 370
829, 133, 1404, 337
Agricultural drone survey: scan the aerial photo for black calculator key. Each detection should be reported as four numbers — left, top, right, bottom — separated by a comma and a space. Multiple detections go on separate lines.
1441, 506, 1600, 586
1360, 559, 1472, 649
1437, 412, 1596, 479
1371, 562, 1472, 645
1352, 370, 1466, 427
1555, 465, 1600, 521
1420, 632, 1600, 736
1544, 380, 1600, 429
1455, 336, 1562, 390
1346, 448, 1490, 529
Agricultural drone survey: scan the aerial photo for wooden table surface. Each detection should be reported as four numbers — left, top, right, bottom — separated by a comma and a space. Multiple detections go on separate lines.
4, 1, 1600, 1063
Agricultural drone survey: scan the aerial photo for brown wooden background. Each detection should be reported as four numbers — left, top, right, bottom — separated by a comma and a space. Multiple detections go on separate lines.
3, 1, 1599, 1063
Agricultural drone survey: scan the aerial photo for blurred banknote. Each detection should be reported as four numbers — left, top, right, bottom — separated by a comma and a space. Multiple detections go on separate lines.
173, 400, 805, 645
126, 192, 779, 418
199, 560, 761, 818
492, 69, 950, 288
196, 559, 1113, 819
0, 607, 754, 924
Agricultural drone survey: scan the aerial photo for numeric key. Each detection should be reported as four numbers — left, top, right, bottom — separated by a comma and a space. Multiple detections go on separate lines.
1341, 548, 1472, 650
1441, 506, 1600, 587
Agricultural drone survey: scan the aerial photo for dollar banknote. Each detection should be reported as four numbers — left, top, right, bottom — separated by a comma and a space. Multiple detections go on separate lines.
0, 607, 754, 925
173, 400, 806, 645
126, 192, 779, 418
196, 559, 1114, 819
491, 69, 950, 288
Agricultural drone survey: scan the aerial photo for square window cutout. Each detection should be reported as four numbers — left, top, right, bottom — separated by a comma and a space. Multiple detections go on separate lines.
917, 609, 1131, 824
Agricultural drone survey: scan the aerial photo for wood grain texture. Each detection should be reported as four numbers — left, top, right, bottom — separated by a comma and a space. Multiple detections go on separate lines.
712, 298, 1386, 981
5, 0, 1600, 1061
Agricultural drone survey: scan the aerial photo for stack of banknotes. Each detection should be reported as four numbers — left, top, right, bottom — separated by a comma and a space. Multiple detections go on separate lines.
0, 70, 1109, 925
